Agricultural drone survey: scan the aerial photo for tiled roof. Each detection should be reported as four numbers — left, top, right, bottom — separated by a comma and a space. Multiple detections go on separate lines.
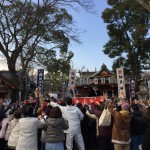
90, 64, 115, 78
0, 73, 17, 88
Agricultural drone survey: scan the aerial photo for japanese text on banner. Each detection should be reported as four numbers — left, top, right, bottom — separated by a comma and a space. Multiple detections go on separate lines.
116, 68, 126, 98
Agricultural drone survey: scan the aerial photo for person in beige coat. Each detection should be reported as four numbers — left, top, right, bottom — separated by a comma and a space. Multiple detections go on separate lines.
109, 102, 131, 150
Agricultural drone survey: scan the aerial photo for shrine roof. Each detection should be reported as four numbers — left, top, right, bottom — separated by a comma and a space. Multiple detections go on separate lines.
0, 73, 17, 88
81, 71, 96, 76
90, 64, 115, 78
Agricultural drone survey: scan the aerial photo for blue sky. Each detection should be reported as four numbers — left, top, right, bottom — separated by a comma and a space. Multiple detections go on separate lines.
69, 0, 114, 71
0, 0, 114, 71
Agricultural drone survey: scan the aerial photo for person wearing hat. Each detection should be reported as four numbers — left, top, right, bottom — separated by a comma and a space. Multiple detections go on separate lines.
108, 101, 131, 150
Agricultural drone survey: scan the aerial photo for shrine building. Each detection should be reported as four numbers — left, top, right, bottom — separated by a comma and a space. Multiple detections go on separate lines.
76, 64, 129, 98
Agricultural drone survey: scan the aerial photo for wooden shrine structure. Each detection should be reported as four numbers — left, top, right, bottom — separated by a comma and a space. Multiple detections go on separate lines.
76, 64, 119, 98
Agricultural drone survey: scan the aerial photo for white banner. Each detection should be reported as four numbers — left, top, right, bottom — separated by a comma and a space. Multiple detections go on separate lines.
101, 77, 105, 84
116, 68, 126, 98
108, 77, 113, 84
130, 79, 136, 99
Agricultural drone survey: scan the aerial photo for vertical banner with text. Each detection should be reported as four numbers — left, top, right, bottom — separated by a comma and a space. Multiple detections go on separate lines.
116, 68, 126, 98
37, 69, 44, 94
130, 79, 136, 99
62, 81, 67, 98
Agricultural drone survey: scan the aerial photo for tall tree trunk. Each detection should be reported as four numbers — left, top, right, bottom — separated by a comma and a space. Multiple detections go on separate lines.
7, 60, 19, 87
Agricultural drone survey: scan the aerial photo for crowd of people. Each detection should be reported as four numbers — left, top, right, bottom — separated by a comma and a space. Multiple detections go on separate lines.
0, 92, 150, 150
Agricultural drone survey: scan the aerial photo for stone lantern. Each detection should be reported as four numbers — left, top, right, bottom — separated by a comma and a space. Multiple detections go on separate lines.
136, 79, 148, 101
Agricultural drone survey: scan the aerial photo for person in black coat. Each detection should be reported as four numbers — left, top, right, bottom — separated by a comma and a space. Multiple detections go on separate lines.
142, 106, 150, 150
88, 86, 100, 97
80, 106, 97, 150
142, 126, 150, 150
130, 104, 147, 150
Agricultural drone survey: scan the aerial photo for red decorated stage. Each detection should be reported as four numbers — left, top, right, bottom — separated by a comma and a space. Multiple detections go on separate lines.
72, 96, 104, 105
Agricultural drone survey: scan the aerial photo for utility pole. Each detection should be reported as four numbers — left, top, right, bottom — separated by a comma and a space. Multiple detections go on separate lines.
135, 0, 150, 12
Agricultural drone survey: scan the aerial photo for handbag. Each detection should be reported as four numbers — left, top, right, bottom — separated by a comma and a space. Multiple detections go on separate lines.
99, 103, 111, 126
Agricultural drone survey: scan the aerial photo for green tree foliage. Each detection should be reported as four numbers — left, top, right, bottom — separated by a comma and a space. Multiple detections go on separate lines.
36, 46, 73, 80
0, 0, 93, 87
102, 0, 150, 81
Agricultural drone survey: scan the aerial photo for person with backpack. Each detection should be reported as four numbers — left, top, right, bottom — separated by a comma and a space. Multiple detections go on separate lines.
130, 103, 147, 150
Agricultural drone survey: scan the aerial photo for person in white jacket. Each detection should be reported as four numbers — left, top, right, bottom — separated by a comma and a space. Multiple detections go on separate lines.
7, 110, 22, 150
0, 116, 9, 150
16, 104, 44, 150
50, 97, 85, 150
